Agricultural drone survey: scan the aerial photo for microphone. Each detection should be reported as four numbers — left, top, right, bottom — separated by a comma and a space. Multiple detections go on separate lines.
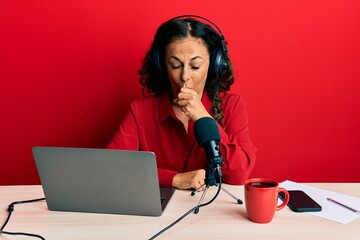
194, 117, 224, 174
193, 117, 243, 210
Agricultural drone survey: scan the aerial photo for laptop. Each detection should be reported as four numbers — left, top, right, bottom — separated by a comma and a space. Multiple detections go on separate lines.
32, 147, 174, 216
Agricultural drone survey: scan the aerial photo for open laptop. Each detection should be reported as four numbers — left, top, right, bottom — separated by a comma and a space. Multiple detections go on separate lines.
32, 147, 174, 216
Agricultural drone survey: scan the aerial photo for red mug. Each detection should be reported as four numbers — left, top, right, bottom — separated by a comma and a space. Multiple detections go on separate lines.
244, 178, 290, 223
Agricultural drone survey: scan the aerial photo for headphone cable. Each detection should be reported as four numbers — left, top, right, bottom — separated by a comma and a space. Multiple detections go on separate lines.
182, 140, 197, 173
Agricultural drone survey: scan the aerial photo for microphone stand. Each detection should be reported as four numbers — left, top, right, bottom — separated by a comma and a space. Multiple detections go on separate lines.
191, 166, 243, 212
192, 165, 218, 214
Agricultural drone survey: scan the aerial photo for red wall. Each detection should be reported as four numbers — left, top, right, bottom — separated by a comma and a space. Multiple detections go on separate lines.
1, 1, 360, 185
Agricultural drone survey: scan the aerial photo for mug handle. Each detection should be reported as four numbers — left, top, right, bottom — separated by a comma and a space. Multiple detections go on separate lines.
276, 188, 290, 211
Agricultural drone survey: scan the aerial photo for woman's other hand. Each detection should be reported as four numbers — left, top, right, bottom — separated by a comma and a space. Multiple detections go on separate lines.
172, 169, 206, 191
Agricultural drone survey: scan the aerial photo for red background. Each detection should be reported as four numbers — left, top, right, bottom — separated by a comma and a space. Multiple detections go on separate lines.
1, 1, 360, 185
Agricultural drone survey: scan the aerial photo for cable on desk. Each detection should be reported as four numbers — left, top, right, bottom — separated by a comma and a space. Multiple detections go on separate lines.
148, 179, 223, 240
0, 197, 46, 240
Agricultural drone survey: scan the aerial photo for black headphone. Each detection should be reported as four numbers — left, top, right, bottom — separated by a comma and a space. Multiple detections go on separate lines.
153, 15, 228, 83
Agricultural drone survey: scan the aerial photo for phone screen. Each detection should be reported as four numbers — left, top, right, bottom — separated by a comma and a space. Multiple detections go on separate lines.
279, 190, 322, 212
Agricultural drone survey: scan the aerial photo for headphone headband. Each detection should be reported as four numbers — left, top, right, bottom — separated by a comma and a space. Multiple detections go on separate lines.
165, 15, 224, 38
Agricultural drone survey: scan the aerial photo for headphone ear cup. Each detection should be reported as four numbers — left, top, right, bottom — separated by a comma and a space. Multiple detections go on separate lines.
208, 48, 227, 82
153, 49, 162, 76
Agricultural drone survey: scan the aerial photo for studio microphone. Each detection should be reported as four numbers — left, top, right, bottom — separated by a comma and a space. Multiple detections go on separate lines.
194, 117, 224, 176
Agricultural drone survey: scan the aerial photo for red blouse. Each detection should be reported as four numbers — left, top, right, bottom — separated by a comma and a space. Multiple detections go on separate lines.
107, 91, 256, 187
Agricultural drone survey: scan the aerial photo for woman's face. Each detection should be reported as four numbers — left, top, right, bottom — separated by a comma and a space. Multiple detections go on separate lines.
165, 36, 210, 99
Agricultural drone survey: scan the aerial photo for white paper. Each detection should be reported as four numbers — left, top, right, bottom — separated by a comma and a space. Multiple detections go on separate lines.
279, 180, 360, 224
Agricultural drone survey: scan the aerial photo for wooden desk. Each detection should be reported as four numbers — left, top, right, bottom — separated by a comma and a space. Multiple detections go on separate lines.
1, 183, 359, 240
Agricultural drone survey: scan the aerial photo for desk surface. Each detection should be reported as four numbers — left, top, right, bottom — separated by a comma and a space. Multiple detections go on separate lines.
1, 183, 359, 240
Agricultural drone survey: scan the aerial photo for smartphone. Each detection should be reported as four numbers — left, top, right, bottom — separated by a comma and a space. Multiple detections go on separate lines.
279, 190, 322, 212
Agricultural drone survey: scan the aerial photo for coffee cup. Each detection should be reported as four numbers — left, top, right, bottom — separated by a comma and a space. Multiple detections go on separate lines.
244, 178, 289, 223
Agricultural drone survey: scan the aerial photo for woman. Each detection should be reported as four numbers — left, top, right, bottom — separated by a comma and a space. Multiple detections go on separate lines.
107, 16, 256, 190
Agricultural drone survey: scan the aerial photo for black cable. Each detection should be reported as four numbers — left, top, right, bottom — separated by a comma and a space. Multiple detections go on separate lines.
0, 197, 46, 240
182, 140, 197, 173
148, 177, 222, 240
